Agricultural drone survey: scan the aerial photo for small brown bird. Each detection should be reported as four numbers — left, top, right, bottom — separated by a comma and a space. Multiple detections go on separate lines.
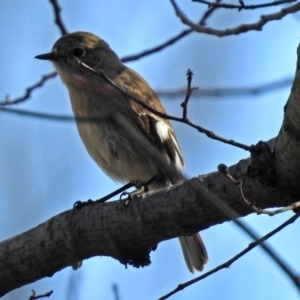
35, 31, 208, 272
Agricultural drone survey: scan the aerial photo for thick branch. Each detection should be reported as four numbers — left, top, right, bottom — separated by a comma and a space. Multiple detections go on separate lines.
2, 47, 300, 293
0, 140, 298, 297
275, 44, 300, 196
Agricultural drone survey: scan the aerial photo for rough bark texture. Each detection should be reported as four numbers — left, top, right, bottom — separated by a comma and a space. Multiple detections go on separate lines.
1, 44, 300, 299
0, 141, 298, 297
275, 45, 300, 197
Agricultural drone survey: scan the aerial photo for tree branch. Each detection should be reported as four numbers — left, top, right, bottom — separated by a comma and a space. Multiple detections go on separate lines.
49, 0, 67, 35
0, 72, 57, 106
0, 133, 299, 297
275, 44, 300, 196
170, 0, 300, 37
192, 0, 297, 10
122, 0, 219, 62
159, 212, 300, 299
156, 77, 293, 98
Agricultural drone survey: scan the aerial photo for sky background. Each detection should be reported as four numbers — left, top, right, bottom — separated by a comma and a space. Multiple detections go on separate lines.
1, 1, 300, 299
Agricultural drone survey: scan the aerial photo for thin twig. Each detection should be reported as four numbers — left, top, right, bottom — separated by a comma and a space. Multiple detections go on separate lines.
1, 75, 292, 109
122, 0, 219, 62
159, 212, 300, 299
239, 181, 300, 215
0, 106, 118, 123
1, 75, 292, 108
156, 77, 293, 98
75, 58, 252, 151
122, 30, 193, 63
29, 290, 53, 300
170, 0, 300, 37
0, 72, 57, 106
218, 163, 300, 216
49, 0, 67, 35
193, 0, 297, 10
181, 69, 194, 119
197, 182, 300, 291
112, 284, 120, 300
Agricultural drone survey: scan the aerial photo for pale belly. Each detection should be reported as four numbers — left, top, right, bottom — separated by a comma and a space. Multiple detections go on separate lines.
76, 114, 159, 185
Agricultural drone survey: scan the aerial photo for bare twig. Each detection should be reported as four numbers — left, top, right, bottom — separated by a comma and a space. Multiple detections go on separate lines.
193, 0, 297, 10
0, 106, 101, 122
112, 284, 120, 300
75, 58, 252, 151
0, 59, 253, 151
1, 75, 292, 109
218, 163, 300, 215
181, 69, 195, 118
240, 182, 300, 215
0, 72, 57, 106
237, 179, 300, 215
122, 30, 193, 63
122, 0, 219, 62
159, 212, 300, 299
49, 0, 67, 35
170, 0, 300, 37
156, 77, 293, 98
29, 290, 53, 300
203, 189, 300, 291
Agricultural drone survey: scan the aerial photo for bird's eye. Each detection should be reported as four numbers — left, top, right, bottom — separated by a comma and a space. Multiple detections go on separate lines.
72, 48, 85, 58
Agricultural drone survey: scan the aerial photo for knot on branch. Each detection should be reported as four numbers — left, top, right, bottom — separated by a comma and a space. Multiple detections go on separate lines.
119, 245, 154, 268
249, 141, 277, 187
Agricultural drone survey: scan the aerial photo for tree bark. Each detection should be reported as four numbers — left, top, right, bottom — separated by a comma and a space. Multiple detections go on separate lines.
0, 139, 298, 297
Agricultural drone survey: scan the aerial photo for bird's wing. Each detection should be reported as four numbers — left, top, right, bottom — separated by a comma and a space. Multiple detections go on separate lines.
116, 67, 184, 183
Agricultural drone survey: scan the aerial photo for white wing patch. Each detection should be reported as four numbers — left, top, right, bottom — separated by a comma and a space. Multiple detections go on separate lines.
170, 133, 184, 171
155, 120, 170, 141
155, 119, 184, 172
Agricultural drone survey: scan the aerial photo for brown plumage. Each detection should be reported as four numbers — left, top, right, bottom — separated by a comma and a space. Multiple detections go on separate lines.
35, 31, 208, 272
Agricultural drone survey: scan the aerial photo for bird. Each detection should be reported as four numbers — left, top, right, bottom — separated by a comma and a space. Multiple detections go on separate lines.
35, 31, 208, 272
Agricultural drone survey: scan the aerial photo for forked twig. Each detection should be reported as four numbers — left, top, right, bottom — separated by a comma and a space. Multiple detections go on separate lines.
170, 0, 300, 37
122, 0, 220, 62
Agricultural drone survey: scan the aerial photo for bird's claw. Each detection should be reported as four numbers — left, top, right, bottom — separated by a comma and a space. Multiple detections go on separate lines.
73, 199, 94, 209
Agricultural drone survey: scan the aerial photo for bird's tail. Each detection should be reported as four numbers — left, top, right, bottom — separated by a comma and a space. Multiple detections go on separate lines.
179, 233, 208, 273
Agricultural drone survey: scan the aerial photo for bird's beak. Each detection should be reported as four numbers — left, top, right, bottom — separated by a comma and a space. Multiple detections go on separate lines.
35, 52, 60, 61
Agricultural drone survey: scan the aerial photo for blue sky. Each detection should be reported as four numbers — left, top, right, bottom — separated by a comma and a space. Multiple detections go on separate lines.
1, 1, 300, 300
